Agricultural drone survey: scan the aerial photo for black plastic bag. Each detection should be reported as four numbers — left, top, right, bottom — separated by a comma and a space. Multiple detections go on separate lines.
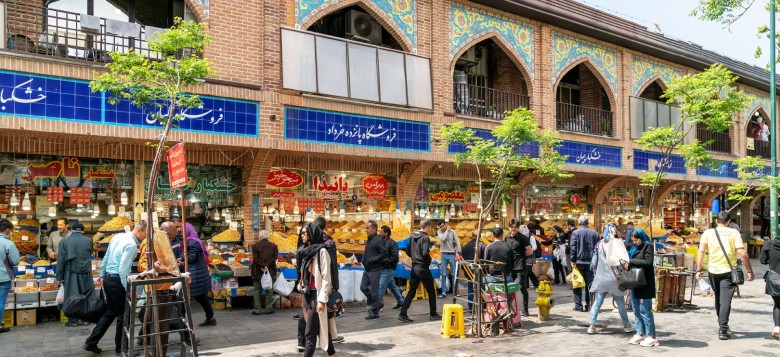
63, 286, 107, 323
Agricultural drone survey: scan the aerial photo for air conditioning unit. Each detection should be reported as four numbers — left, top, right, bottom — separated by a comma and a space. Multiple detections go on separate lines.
345, 10, 382, 45
457, 47, 479, 64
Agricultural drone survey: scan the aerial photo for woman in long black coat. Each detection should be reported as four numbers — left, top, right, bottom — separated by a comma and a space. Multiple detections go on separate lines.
624, 231, 658, 347
174, 223, 215, 327
760, 237, 780, 339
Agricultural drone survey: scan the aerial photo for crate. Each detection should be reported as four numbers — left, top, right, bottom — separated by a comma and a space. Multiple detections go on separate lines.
15, 301, 39, 309
39, 290, 58, 302
3, 301, 13, 311
2, 310, 13, 327
14, 280, 38, 288
15, 292, 39, 304
16, 309, 36, 326
230, 265, 251, 277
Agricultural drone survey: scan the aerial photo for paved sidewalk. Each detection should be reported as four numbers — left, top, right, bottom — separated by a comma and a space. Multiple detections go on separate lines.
1, 258, 778, 356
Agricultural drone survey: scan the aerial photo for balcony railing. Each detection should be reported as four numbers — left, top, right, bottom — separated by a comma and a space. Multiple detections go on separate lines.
452, 83, 529, 120
1, 0, 165, 63
696, 124, 731, 153
748, 139, 772, 159
556, 102, 614, 137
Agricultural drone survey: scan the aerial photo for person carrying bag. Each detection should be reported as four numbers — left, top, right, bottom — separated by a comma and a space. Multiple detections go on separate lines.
63, 285, 107, 323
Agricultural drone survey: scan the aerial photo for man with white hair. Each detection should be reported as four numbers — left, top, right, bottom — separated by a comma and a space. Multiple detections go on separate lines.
251, 230, 278, 315
569, 216, 600, 312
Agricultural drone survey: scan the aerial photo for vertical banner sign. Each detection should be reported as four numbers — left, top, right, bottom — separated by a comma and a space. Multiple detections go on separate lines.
166, 143, 188, 190
252, 195, 261, 231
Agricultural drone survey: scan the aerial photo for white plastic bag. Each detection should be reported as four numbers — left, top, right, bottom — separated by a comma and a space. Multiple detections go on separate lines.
273, 277, 295, 297
604, 236, 629, 267
261, 271, 273, 291
55, 285, 65, 304
697, 278, 713, 293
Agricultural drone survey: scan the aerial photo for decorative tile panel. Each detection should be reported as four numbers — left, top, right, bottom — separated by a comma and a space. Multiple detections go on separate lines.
0, 70, 258, 136
743, 88, 772, 119
447, 127, 539, 157
552, 32, 617, 93
696, 160, 738, 179
450, 3, 534, 76
559, 141, 622, 168
632, 150, 686, 175
631, 56, 682, 96
295, 0, 416, 50
284, 106, 430, 152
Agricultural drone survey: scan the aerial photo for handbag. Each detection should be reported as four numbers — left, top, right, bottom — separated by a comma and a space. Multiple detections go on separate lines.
62, 286, 107, 323
712, 228, 744, 285
618, 259, 647, 290
764, 270, 780, 297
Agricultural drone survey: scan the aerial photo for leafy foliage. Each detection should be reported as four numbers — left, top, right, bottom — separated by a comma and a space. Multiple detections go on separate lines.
727, 156, 777, 209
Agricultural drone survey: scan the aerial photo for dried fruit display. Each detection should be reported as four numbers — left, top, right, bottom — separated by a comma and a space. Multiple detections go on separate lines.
33, 260, 50, 266
391, 225, 411, 241
40, 283, 59, 291
226, 261, 245, 268
15, 286, 39, 293
10, 230, 37, 242
277, 261, 295, 269
336, 252, 349, 264
212, 229, 240, 242
98, 216, 134, 232
15, 240, 39, 255
18, 219, 39, 227
16, 274, 36, 280
99, 234, 116, 244
269, 232, 298, 253
17, 261, 30, 266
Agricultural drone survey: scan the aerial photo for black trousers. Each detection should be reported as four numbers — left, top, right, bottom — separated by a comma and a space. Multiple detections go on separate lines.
552, 258, 566, 284
303, 290, 335, 357
85, 276, 125, 352
513, 270, 530, 312
193, 293, 214, 320
572, 263, 594, 309
709, 272, 736, 332
772, 296, 780, 327
399, 266, 437, 316
360, 270, 382, 315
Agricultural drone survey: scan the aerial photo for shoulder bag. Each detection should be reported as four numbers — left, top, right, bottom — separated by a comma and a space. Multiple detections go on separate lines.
617, 259, 647, 290
712, 228, 744, 285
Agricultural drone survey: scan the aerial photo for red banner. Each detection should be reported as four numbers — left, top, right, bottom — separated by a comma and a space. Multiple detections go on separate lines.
267, 170, 304, 188
69, 187, 91, 205
166, 143, 188, 190
361, 174, 388, 199
47, 187, 64, 203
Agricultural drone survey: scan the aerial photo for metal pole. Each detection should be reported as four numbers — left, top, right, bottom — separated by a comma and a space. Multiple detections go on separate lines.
771, 2, 778, 241
180, 188, 188, 273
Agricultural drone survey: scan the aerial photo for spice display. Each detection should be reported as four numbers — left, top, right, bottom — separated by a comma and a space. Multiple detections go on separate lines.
16, 274, 36, 280
227, 261, 245, 268
15, 240, 39, 255
391, 225, 411, 241
337, 252, 350, 265
15, 286, 38, 293
10, 230, 37, 242
40, 283, 59, 291
269, 232, 297, 253
97, 216, 133, 232
212, 229, 240, 242
214, 263, 232, 271
18, 219, 39, 227
33, 259, 50, 266
277, 261, 295, 269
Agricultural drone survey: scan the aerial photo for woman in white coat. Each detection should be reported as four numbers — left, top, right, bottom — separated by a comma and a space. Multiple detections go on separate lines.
588, 223, 634, 334
297, 222, 337, 357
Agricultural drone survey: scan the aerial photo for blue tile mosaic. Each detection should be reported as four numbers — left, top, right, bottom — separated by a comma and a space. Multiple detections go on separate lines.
632, 150, 687, 175
447, 128, 540, 157
0, 70, 258, 137
284, 106, 430, 152
697, 160, 738, 179
560, 141, 622, 168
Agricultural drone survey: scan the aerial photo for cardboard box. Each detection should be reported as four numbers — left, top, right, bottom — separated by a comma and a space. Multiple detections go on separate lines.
16, 309, 36, 326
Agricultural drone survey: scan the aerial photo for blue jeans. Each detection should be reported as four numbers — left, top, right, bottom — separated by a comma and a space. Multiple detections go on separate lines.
0, 281, 10, 325
467, 282, 474, 309
632, 295, 656, 337
589, 292, 629, 326
440, 253, 457, 294
378, 269, 403, 306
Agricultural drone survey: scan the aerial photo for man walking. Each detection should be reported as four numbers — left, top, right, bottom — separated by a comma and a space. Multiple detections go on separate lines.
251, 230, 278, 315
378, 225, 404, 310
398, 219, 440, 323
46, 217, 71, 261
84, 220, 147, 355
570, 216, 599, 312
696, 212, 755, 340
360, 220, 386, 319
437, 220, 461, 298
506, 219, 533, 316
56, 219, 93, 327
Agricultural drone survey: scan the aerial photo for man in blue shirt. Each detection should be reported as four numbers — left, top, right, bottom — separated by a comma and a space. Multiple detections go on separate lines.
83, 220, 147, 356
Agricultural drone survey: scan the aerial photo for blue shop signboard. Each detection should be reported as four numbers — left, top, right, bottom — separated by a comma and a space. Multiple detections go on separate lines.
559, 141, 622, 168
696, 160, 739, 179
284, 106, 430, 152
632, 150, 686, 175
447, 128, 539, 157
0, 70, 258, 136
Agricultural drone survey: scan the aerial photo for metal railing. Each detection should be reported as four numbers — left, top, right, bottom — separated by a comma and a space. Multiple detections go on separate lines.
696, 124, 731, 153
453, 83, 530, 120
748, 139, 772, 159
556, 102, 615, 137
1, 0, 164, 63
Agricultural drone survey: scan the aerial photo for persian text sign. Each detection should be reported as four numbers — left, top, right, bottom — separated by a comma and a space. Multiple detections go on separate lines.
23, 157, 116, 183
267, 170, 304, 188
362, 174, 388, 199
312, 175, 349, 199
429, 191, 466, 203
560, 141, 622, 168
166, 143, 188, 190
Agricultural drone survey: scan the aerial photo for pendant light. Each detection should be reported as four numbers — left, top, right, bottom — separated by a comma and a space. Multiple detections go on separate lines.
293, 200, 300, 215
156, 202, 163, 212
305, 207, 314, 222
338, 202, 345, 220
21, 192, 31, 211
501, 202, 508, 217
173, 206, 179, 217
120, 191, 128, 206
93, 203, 100, 215
225, 210, 232, 224
325, 205, 331, 221
212, 209, 220, 221
108, 200, 116, 215
9, 192, 18, 207
450, 204, 456, 217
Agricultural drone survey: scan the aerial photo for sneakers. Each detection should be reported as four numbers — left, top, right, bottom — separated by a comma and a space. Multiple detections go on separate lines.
629, 334, 644, 345
719, 332, 731, 340
639, 337, 659, 347
438, 293, 446, 298
587, 325, 598, 334
333, 336, 345, 343
772, 326, 780, 339
623, 324, 636, 333
296, 345, 305, 352
365, 313, 379, 320
392, 303, 403, 310
429, 313, 442, 321
199, 317, 217, 327
397, 314, 413, 323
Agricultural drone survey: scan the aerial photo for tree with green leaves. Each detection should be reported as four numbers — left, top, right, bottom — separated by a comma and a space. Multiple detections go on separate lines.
691, 0, 779, 62
90, 18, 213, 356
726, 156, 776, 210
636, 64, 751, 238
440, 107, 571, 258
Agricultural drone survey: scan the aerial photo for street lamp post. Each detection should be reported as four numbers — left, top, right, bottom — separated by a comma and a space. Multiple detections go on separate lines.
771, 2, 778, 241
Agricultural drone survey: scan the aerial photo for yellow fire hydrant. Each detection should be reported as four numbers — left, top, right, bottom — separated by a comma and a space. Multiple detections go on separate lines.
535, 280, 554, 321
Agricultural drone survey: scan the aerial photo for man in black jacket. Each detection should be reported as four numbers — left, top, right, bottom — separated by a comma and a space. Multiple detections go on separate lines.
505, 218, 533, 316
360, 220, 387, 319
378, 226, 404, 309
398, 219, 441, 323
570, 216, 600, 312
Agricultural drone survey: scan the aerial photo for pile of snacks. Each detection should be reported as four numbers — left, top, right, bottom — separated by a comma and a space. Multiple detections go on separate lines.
269, 232, 298, 253
277, 261, 295, 269
16, 274, 36, 280
212, 229, 241, 242
33, 260, 50, 266
15, 286, 38, 293
40, 283, 59, 291
98, 216, 133, 233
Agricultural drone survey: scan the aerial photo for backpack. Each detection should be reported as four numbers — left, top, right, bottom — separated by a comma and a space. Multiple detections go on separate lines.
324, 238, 340, 291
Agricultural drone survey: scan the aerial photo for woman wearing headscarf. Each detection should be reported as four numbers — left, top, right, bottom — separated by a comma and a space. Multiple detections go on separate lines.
760, 235, 780, 339
625, 230, 658, 347
587, 223, 633, 334
520, 225, 540, 288
174, 222, 215, 327
297, 222, 336, 357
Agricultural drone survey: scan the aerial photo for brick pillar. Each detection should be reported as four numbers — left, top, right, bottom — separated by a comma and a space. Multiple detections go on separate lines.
397, 162, 433, 211
578, 64, 602, 109
242, 149, 278, 249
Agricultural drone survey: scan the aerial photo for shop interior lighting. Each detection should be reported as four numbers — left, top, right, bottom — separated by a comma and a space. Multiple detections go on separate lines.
108, 200, 116, 215
213, 209, 220, 221
305, 207, 313, 222
402, 210, 409, 224
120, 191, 128, 206
9, 215, 17, 225
737, 210, 741, 216
93, 203, 100, 215
338, 202, 345, 219
47, 206, 56, 217
156, 202, 163, 212
9, 192, 18, 207
21, 192, 31, 211
173, 206, 179, 217
293, 200, 300, 215
418, 205, 425, 218
325, 206, 331, 220
501, 203, 507, 217
262, 205, 268, 214
225, 211, 232, 224
533, 186, 539, 193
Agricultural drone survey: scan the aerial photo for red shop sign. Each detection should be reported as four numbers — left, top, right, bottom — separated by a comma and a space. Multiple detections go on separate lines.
362, 174, 388, 199
467, 186, 480, 194
166, 143, 188, 190
267, 170, 304, 188
429, 191, 466, 203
